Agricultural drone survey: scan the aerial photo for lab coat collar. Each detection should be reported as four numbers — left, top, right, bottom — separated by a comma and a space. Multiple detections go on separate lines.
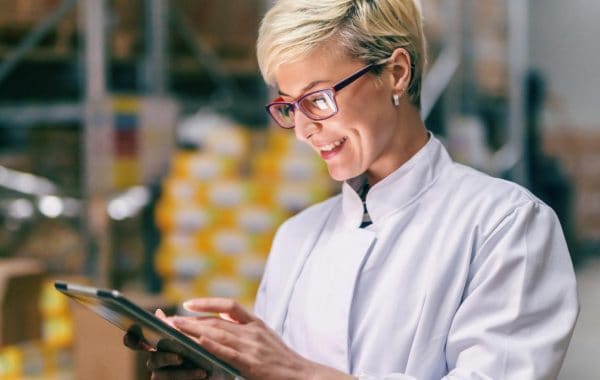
342, 133, 451, 228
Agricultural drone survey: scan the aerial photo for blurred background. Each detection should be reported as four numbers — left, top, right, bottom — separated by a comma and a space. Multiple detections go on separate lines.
0, 0, 597, 379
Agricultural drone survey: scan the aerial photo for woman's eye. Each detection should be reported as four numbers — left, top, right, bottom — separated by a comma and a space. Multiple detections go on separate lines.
279, 106, 292, 117
312, 97, 329, 110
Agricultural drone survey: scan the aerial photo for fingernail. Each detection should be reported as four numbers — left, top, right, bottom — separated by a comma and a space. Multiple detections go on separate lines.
193, 369, 207, 379
172, 316, 186, 325
140, 341, 154, 352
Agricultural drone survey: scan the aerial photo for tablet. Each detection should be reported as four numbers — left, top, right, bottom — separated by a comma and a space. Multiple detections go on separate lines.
54, 281, 241, 379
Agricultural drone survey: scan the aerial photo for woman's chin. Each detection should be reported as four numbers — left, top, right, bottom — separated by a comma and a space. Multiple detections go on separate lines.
326, 166, 360, 182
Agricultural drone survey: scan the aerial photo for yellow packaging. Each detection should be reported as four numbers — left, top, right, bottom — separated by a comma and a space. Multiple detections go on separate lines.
211, 208, 237, 229
161, 177, 208, 204
172, 152, 239, 181
211, 256, 234, 276
154, 248, 172, 278
208, 181, 250, 208
42, 315, 73, 348
155, 234, 212, 278
236, 256, 267, 281
0, 346, 22, 379
211, 229, 250, 256
163, 280, 197, 303
41, 346, 73, 376
236, 206, 282, 234
200, 277, 260, 305
203, 126, 250, 159
275, 182, 330, 212
205, 276, 248, 299
113, 157, 140, 189
113, 96, 140, 114
251, 152, 282, 180
242, 280, 262, 305
248, 233, 276, 255
162, 232, 197, 251
39, 281, 70, 318
158, 251, 214, 279
247, 181, 276, 206
279, 154, 328, 181
173, 207, 213, 232
266, 128, 294, 155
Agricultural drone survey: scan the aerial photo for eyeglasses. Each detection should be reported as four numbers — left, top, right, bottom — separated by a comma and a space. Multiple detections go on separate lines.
265, 59, 388, 129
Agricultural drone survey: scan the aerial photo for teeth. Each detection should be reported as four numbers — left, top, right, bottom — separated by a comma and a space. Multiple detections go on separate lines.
319, 137, 346, 152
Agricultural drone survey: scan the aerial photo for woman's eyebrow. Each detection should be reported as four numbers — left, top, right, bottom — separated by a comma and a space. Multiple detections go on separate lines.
278, 79, 329, 97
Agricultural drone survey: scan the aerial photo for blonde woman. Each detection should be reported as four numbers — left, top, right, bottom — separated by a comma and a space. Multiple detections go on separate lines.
132, 1, 578, 379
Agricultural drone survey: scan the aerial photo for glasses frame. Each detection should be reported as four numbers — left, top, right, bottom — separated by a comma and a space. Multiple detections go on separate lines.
265, 59, 388, 129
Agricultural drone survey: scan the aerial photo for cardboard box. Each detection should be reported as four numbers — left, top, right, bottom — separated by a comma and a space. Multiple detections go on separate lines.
0, 258, 45, 346
71, 291, 177, 380
542, 128, 600, 241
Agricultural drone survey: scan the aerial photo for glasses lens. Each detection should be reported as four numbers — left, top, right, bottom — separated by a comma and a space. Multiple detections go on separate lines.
269, 103, 295, 128
299, 90, 337, 119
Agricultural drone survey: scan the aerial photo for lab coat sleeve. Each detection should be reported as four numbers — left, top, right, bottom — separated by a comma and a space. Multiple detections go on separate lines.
443, 200, 578, 379
253, 217, 292, 322
253, 269, 267, 320
253, 215, 291, 320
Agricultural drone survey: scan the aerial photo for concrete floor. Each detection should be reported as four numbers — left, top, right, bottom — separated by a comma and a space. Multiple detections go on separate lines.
559, 256, 600, 379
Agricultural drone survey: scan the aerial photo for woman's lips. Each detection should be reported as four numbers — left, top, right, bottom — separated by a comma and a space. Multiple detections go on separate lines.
318, 137, 347, 160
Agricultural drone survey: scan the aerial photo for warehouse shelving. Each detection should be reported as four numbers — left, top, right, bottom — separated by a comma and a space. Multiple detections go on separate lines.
421, 0, 530, 185
0, 0, 267, 291
0, 0, 532, 286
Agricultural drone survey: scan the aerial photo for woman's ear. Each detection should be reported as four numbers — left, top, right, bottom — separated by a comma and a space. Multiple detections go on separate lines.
388, 47, 412, 95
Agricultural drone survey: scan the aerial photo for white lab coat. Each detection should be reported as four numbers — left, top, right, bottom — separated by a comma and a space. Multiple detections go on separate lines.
254, 135, 578, 380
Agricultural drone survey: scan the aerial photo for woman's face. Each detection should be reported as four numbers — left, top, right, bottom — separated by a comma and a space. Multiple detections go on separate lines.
274, 49, 415, 183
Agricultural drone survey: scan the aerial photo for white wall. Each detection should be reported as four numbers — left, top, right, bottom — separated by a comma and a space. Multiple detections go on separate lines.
529, 0, 600, 129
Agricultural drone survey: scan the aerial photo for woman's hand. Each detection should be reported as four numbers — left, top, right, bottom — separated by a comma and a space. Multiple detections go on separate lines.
172, 298, 353, 380
123, 309, 209, 380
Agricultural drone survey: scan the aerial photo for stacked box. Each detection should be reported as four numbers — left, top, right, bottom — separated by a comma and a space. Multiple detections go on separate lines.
40, 280, 74, 350
544, 128, 600, 241
156, 121, 337, 307
0, 259, 45, 346
85, 96, 178, 194
113, 97, 142, 189
71, 291, 176, 380
173, 0, 262, 71
0, 275, 75, 379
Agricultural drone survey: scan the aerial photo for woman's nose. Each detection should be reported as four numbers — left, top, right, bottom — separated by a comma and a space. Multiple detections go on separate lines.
294, 111, 320, 141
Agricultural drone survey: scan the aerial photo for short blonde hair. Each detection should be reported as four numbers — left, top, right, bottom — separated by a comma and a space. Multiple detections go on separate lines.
257, 0, 427, 108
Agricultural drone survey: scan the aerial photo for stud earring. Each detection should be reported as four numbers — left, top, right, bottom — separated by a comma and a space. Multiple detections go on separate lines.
393, 93, 400, 107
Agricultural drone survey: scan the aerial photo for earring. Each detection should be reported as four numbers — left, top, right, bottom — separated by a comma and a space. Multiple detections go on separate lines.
393, 93, 400, 107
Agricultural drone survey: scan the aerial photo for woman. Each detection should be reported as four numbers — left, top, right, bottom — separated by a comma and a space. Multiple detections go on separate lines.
134, 0, 578, 378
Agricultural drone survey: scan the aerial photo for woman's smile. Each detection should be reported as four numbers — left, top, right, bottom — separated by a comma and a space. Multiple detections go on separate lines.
316, 136, 348, 160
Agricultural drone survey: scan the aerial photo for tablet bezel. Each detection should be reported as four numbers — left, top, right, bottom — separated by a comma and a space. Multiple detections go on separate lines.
54, 281, 241, 379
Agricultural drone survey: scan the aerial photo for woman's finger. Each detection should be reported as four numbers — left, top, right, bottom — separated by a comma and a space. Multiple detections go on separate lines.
193, 333, 249, 372
173, 318, 244, 349
123, 332, 141, 349
155, 308, 179, 329
123, 331, 154, 352
147, 351, 184, 370
183, 298, 255, 324
174, 316, 246, 336
155, 308, 167, 319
